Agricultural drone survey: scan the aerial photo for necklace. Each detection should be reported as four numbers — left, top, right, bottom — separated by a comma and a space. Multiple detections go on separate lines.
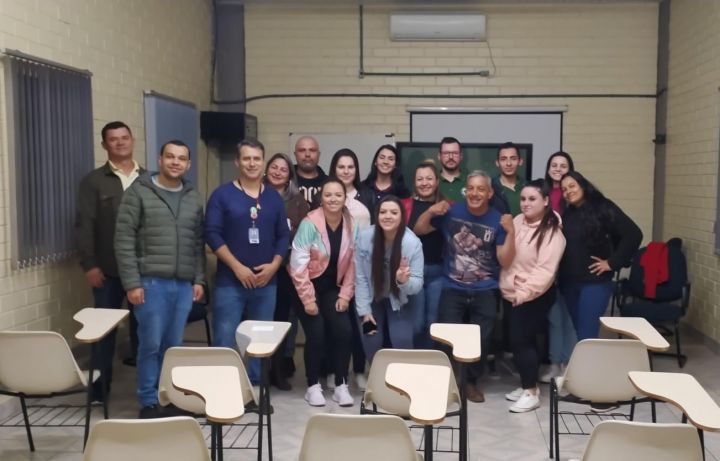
236, 179, 262, 219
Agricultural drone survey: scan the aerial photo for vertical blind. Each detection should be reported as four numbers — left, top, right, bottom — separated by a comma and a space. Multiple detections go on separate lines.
5, 51, 93, 268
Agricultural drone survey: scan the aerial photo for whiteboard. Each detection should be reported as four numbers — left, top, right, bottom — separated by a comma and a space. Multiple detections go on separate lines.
144, 92, 199, 185
288, 133, 395, 179
411, 112, 563, 180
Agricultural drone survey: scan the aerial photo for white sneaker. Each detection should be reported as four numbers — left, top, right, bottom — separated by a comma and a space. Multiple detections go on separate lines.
505, 387, 524, 402
332, 383, 354, 407
326, 374, 336, 390
305, 384, 326, 407
509, 389, 541, 413
539, 363, 562, 384
354, 372, 367, 390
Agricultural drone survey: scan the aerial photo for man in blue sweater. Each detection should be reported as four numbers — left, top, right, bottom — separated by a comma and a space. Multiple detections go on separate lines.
205, 138, 290, 383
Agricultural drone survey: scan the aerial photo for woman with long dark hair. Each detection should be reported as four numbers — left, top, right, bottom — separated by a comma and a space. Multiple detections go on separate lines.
539, 151, 577, 383
361, 145, 411, 215
401, 160, 445, 348
354, 195, 423, 362
501, 179, 566, 413
288, 179, 358, 407
559, 171, 642, 340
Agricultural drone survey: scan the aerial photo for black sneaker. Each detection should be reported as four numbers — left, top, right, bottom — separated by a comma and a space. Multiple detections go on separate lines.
590, 403, 620, 413
122, 357, 137, 367
139, 405, 162, 419
160, 403, 193, 417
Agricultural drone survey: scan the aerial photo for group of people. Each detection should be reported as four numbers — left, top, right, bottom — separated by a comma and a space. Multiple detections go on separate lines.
76, 122, 642, 418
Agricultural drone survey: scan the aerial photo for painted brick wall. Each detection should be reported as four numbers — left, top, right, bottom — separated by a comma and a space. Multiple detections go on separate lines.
664, 0, 720, 340
243, 3, 658, 239
0, 0, 212, 340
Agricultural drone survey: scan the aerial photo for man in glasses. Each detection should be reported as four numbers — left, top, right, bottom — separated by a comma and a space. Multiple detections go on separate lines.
437, 136, 466, 202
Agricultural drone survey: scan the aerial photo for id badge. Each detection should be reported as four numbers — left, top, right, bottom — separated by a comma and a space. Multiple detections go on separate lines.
248, 227, 260, 245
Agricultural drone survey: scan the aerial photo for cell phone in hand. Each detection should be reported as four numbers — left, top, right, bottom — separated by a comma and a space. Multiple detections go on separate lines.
362, 320, 377, 335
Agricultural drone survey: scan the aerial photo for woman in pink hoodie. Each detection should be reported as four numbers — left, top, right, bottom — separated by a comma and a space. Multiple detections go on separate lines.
500, 179, 566, 413
288, 179, 358, 408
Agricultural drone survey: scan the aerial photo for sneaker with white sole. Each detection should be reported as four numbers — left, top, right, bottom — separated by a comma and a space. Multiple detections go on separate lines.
509, 389, 541, 413
326, 374, 336, 390
305, 383, 326, 407
332, 383, 354, 407
505, 387, 524, 402
354, 372, 367, 390
539, 363, 562, 384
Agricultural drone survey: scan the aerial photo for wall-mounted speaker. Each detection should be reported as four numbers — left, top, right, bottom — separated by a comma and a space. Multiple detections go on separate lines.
200, 112, 257, 144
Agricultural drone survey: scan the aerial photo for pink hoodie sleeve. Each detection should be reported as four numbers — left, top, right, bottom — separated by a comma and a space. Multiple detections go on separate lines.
337, 219, 358, 301
513, 229, 566, 305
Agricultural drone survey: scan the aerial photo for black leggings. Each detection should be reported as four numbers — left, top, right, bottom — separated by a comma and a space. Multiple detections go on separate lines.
296, 287, 352, 387
507, 288, 556, 389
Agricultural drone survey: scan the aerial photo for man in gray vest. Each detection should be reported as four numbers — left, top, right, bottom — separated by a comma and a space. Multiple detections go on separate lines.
115, 140, 205, 418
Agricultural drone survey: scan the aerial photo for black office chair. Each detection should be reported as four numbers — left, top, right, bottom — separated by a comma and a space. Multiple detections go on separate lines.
617, 238, 690, 367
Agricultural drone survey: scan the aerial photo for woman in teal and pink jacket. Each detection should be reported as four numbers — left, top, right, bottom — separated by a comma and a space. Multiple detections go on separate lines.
288, 179, 359, 407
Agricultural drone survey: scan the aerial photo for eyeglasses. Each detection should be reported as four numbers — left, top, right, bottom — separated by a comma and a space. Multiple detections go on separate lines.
440, 151, 460, 157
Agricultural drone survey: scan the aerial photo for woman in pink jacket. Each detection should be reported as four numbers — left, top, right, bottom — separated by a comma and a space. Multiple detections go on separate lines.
500, 179, 566, 413
288, 179, 358, 407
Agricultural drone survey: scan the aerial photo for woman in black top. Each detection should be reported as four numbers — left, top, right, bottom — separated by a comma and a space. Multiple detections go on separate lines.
361, 145, 411, 217
558, 171, 642, 340
402, 160, 445, 348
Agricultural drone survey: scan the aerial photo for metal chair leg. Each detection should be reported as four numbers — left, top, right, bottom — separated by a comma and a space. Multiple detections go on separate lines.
84, 350, 95, 449
651, 399, 657, 423
19, 395, 35, 452
210, 424, 216, 461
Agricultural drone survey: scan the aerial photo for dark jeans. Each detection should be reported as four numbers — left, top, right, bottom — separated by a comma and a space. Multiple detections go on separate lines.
91, 276, 134, 399
561, 281, 614, 340
359, 298, 414, 364
296, 288, 352, 387
438, 288, 498, 382
507, 288, 556, 389
274, 270, 299, 359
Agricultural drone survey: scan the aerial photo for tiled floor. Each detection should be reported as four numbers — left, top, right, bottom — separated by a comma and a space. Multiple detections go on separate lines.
1, 324, 719, 461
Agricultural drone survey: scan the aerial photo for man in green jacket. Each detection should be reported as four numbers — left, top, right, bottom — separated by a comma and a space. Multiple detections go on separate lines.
115, 140, 205, 418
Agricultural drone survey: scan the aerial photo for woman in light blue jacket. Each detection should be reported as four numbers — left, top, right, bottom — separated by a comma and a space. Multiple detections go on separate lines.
355, 195, 424, 363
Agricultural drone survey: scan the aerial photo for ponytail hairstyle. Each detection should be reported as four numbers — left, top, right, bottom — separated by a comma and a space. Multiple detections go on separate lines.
371, 195, 406, 300
523, 179, 561, 251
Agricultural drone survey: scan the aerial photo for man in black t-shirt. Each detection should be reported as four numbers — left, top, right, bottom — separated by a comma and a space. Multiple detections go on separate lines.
293, 136, 327, 207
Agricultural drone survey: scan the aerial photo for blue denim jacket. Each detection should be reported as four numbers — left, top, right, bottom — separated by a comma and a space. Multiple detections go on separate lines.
354, 226, 424, 317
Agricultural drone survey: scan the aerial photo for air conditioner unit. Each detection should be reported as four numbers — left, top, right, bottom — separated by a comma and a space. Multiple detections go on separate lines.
390, 13, 486, 42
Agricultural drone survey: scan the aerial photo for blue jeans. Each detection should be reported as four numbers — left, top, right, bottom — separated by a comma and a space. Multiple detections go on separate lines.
212, 283, 276, 383
546, 293, 577, 364
410, 264, 444, 349
91, 276, 134, 399
560, 281, 614, 341
360, 298, 415, 364
133, 277, 193, 407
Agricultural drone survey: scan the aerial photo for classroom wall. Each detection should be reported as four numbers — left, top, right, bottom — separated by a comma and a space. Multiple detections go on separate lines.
243, 3, 658, 241
0, 0, 212, 340
663, 0, 720, 341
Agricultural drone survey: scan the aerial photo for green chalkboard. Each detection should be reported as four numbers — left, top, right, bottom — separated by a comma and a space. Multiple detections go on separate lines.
397, 143, 533, 194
